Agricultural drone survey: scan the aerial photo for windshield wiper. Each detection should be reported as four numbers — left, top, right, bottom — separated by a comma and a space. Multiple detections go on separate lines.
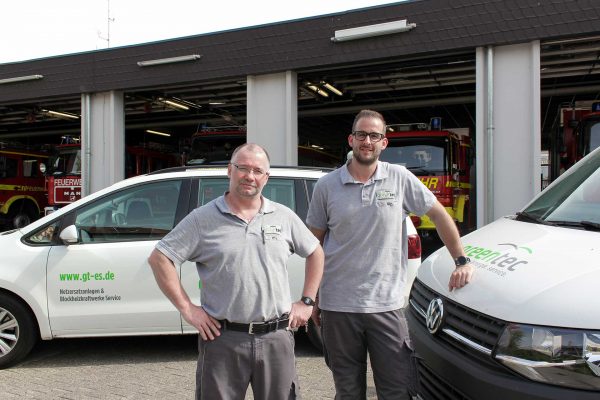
407, 166, 429, 174
581, 220, 600, 231
515, 211, 556, 226
548, 220, 600, 231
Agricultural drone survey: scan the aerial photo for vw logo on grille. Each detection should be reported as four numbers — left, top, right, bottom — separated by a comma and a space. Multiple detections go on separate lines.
426, 298, 444, 334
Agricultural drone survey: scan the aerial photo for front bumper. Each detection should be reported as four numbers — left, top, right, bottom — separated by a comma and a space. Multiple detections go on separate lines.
408, 309, 598, 400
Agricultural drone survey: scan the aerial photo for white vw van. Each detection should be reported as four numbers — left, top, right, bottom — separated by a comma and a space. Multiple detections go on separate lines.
408, 146, 600, 399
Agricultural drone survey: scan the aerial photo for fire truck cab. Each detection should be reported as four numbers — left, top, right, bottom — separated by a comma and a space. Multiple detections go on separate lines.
0, 147, 48, 228
552, 101, 600, 181
188, 128, 245, 165
188, 127, 341, 167
42, 143, 82, 215
381, 118, 474, 238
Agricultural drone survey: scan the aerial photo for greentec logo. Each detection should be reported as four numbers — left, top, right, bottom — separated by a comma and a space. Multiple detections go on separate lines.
464, 243, 531, 272
497, 243, 533, 254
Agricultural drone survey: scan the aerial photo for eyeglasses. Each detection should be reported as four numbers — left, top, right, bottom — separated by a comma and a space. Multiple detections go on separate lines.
231, 163, 268, 177
352, 131, 385, 142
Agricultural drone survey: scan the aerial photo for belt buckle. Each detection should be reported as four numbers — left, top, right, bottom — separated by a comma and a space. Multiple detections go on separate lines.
248, 322, 257, 334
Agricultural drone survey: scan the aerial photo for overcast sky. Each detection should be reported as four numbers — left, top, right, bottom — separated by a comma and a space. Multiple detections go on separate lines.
1, 0, 400, 64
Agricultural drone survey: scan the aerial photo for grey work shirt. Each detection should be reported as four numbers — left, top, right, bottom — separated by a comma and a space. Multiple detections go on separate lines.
306, 161, 436, 313
156, 195, 319, 323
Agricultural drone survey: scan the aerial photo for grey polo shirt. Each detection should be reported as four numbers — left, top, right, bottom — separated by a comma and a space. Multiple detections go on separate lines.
156, 195, 319, 323
306, 161, 436, 313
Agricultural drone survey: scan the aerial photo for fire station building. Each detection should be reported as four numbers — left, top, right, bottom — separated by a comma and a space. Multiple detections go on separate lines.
1, 0, 599, 226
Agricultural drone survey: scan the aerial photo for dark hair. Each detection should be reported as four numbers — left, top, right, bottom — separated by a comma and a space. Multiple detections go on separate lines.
231, 143, 271, 164
352, 109, 386, 134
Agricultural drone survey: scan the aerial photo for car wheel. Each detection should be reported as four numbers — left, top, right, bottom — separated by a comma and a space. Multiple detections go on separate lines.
9, 203, 37, 229
306, 318, 323, 353
0, 293, 38, 369
11, 211, 32, 229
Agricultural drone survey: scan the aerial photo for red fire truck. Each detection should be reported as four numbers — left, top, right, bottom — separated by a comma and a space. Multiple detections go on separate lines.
125, 145, 180, 177
380, 118, 474, 238
0, 147, 49, 228
551, 101, 600, 181
43, 143, 82, 214
188, 127, 340, 167
43, 142, 180, 214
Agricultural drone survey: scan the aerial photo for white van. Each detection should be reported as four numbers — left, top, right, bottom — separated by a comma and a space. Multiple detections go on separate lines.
0, 165, 422, 368
408, 147, 600, 399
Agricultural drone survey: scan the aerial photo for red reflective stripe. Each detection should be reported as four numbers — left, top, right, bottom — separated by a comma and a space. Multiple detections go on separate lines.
407, 234, 421, 259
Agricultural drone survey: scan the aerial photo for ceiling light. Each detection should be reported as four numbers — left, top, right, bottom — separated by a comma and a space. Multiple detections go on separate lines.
0, 74, 44, 85
321, 81, 343, 96
331, 19, 416, 42
42, 109, 80, 120
137, 54, 202, 67
306, 83, 329, 98
209, 101, 226, 105
157, 97, 190, 111
146, 129, 171, 137
310, 144, 324, 150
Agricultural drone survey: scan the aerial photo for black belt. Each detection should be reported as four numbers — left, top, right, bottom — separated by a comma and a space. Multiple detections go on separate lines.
220, 317, 289, 334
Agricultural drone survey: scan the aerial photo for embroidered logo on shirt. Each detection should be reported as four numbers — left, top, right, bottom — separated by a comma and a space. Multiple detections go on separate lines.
375, 189, 396, 201
262, 225, 282, 241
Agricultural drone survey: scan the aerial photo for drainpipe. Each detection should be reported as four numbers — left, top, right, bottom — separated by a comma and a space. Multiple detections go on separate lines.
486, 46, 494, 224
82, 94, 92, 197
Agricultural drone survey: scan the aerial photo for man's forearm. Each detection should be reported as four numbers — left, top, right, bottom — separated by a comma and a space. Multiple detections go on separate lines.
428, 202, 465, 258
148, 249, 194, 313
301, 245, 324, 299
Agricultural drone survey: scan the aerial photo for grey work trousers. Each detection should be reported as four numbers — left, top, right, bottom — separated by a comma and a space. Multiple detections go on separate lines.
321, 308, 415, 400
195, 328, 300, 400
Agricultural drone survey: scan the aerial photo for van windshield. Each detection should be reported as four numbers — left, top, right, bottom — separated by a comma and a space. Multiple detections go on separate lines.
520, 149, 600, 226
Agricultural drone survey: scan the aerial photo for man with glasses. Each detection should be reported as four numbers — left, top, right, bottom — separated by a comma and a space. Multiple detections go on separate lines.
307, 110, 473, 399
149, 143, 324, 399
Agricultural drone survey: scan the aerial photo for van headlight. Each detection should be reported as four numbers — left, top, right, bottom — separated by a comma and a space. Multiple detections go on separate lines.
495, 323, 600, 390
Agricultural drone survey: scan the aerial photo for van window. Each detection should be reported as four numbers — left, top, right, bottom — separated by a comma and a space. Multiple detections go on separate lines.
198, 178, 296, 210
73, 180, 182, 243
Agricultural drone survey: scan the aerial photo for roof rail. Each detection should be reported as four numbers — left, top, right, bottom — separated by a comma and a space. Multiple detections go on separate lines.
148, 164, 334, 175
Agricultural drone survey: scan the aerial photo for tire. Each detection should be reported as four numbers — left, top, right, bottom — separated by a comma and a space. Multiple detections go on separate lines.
0, 293, 38, 369
306, 318, 323, 353
12, 211, 32, 229
9, 203, 37, 229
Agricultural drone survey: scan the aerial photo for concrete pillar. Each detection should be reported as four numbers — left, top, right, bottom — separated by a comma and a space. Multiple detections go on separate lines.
247, 71, 298, 165
476, 41, 541, 226
81, 91, 125, 196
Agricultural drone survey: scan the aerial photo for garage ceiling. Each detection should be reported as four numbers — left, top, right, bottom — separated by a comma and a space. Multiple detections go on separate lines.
0, 35, 599, 154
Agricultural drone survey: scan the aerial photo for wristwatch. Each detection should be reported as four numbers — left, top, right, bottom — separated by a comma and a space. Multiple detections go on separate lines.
454, 256, 471, 267
300, 296, 316, 306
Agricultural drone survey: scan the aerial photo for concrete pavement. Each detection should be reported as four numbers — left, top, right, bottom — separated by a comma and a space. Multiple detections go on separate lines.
0, 333, 378, 399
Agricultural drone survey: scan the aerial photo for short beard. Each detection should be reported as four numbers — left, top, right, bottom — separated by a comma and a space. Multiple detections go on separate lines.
352, 149, 379, 166
235, 182, 259, 197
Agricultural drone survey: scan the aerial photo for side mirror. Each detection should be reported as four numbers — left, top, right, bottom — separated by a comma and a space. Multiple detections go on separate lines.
59, 225, 79, 245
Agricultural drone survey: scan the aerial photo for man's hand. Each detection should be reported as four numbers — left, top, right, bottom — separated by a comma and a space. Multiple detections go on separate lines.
149, 250, 221, 340
449, 264, 474, 291
182, 305, 221, 341
289, 301, 313, 329
310, 298, 321, 327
